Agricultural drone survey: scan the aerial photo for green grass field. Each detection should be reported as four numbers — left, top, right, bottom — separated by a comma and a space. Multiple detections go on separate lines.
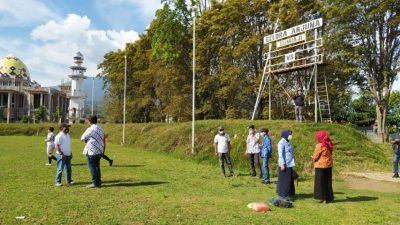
0, 136, 399, 225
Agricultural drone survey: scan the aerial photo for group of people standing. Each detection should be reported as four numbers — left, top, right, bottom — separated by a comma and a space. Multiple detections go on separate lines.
214, 125, 335, 203
44, 116, 110, 188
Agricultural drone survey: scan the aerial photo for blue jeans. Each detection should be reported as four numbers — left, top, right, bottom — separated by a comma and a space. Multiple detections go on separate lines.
394, 154, 399, 175
87, 155, 102, 186
262, 156, 270, 182
54, 154, 72, 184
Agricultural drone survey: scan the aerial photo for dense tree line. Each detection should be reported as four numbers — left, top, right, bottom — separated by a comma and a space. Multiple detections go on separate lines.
98, 0, 400, 140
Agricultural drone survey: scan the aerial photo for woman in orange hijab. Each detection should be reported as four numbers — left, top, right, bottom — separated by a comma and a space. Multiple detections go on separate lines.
313, 130, 334, 203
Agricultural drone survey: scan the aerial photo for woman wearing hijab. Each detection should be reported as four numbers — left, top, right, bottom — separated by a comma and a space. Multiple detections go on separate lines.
313, 130, 334, 203
276, 130, 295, 199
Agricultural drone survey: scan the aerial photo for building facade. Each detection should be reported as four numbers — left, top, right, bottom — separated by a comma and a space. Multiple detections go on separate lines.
0, 53, 87, 123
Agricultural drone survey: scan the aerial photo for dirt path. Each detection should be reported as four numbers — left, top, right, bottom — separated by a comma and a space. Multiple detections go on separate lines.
341, 172, 400, 193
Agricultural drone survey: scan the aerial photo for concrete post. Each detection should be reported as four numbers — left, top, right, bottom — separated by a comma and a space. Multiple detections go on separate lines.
40, 93, 43, 106
48, 91, 52, 122
7, 92, 12, 123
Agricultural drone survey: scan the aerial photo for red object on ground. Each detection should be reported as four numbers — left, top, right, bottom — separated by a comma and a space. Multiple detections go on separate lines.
247, 202, 270, 212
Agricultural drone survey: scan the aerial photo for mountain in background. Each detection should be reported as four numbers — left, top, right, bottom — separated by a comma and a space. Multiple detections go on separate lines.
83, 76, 105, 103
83, 77, 105, 115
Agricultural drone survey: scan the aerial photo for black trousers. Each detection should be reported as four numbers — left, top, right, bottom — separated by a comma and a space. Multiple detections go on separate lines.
102, 154, 112, 163
248, 153, 262, 177
218, 153, 234, 175
48, 155, 57, 164
277, 167, 295, 198
314, 167, 334, 202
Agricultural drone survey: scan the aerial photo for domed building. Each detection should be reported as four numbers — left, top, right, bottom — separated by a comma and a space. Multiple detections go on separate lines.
0, 55, 69, 123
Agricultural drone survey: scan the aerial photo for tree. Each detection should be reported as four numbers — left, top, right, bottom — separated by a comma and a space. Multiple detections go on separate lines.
34, 106, 47, 123
324, 0, 400, 142
388, 90, 400, 126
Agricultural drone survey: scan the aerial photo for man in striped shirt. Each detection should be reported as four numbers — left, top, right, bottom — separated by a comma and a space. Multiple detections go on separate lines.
81, 115, 105, 188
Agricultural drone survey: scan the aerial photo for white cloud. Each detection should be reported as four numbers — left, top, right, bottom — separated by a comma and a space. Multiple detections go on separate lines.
0, 0, 60, 27
0, 13, 140, 86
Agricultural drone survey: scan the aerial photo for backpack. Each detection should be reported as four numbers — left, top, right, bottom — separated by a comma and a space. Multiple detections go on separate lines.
271, 197, 293, 208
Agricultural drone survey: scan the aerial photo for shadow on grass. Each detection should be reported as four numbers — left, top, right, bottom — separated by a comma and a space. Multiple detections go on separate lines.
71, 163, 87, 166
71, 164, 144, 168
334, 196, 378, 203
295, 192, 345, 200
72, 179, 134, 186
103, 181, 168, 188
111, 164, 145, 168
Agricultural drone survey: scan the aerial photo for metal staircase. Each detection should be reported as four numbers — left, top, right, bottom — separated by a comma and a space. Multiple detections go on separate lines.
316, 75, 332, 122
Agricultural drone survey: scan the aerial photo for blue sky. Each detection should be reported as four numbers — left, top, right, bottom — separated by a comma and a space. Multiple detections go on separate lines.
0, 0, 162, 86
0, 0, 399, 91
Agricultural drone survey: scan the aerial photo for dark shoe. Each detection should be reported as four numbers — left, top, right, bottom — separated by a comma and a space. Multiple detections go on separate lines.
393, 174, 399, 178
251, 174, 256, 177
227, 173, 235, 177
261, 180, 271, 184
110, 160, 113, 166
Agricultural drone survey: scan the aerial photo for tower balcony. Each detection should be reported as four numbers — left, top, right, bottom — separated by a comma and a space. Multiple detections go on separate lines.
68, 74, 87, 79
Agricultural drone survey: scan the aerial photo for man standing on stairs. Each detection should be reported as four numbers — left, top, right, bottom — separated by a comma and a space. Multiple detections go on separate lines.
390, 125, 400, 178
292, 89, 305, 122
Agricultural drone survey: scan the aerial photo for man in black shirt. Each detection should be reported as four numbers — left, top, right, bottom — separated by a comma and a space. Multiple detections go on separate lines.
292, 90, 305, 122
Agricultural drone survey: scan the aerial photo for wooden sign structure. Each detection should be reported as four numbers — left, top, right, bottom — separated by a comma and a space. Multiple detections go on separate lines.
252, 18, 329, 122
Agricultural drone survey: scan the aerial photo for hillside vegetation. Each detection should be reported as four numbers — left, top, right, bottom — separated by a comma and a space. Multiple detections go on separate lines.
0, 120, 390, 174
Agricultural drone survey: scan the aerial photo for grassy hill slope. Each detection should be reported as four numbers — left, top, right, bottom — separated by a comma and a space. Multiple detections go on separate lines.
0, 120, 390, 174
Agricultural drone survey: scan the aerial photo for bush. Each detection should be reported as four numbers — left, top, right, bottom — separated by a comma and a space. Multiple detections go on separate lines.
20, 115, 30, 123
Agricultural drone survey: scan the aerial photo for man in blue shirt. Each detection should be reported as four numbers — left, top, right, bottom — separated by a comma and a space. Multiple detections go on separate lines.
260, 128, 272, 184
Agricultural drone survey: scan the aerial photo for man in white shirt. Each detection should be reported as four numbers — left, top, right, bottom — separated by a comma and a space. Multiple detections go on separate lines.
214, 127, 234, 177
246, 125, 262, 178
81, 115, 105, 188
54, 124, 73, 186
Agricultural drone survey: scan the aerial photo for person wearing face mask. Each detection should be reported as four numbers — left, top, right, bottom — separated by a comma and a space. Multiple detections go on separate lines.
214, 127, 234, 177
54, 124, 73, 187
276, 130, 295, 199
260, 128, 272, 184
246, 125, 262, 178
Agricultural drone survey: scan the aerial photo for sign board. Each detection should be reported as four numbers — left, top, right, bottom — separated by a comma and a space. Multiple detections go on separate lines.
264, 18, 323, 44
262, 18, 324, 74
277, 33, 306, 48
285, 52, 296, 63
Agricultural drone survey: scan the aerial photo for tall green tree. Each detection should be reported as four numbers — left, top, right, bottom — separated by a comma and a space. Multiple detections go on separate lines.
324, 0, 400, 142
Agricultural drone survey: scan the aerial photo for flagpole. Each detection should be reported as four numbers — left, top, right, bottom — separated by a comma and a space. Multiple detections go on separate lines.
123, 55, 127, 145
191, 8, 196, 154
91, 77, 94, 115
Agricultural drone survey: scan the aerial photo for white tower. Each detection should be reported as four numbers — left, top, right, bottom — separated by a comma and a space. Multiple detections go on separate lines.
68, 52, 87, 123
